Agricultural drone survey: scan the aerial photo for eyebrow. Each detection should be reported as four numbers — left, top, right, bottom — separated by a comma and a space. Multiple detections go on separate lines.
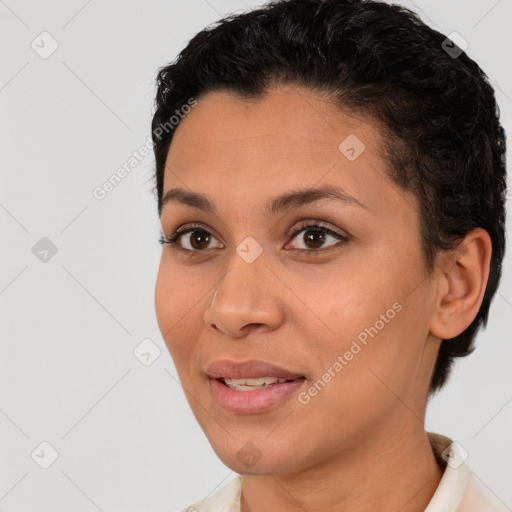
160, 184, 367, 217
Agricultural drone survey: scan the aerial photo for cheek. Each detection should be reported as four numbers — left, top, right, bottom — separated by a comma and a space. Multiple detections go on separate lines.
316, 268, 397, 341
154, 257, 175, 335
154, 257, 200, 357
312, 260, 425, 385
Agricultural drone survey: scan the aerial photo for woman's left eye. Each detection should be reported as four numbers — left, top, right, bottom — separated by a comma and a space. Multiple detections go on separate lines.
159, 221, 350, 255
286, 222, 350, 252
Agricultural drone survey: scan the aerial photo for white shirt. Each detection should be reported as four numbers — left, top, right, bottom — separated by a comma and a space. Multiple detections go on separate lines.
176, 433, 508, 512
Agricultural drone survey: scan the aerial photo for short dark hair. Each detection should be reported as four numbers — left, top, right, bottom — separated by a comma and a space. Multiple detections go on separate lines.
151, 0, 507, 394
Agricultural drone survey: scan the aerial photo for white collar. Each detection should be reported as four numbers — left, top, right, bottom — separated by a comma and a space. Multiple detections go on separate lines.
424, 432, 472, 511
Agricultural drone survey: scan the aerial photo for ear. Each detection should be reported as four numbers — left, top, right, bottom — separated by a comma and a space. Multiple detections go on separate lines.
429, 228, 492, 340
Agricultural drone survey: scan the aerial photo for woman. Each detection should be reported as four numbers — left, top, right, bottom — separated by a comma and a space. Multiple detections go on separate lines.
151, 0, 508, 510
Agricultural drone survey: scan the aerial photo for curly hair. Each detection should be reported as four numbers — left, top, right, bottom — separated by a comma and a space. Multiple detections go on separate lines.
151, 0, 507, 394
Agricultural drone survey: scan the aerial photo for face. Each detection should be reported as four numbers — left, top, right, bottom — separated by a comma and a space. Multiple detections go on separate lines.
155, 84, 440, 476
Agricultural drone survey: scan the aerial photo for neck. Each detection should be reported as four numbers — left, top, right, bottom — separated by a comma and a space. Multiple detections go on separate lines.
240, 424, 444, 512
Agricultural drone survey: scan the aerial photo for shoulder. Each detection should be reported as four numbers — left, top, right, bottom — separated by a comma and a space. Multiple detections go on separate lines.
176, 475, 242, 512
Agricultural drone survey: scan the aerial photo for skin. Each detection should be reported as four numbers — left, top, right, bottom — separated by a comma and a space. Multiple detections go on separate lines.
154, 84, 492, 512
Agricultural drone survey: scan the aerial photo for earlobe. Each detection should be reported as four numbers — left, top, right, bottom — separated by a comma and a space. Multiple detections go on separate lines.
429, 228, 492, 340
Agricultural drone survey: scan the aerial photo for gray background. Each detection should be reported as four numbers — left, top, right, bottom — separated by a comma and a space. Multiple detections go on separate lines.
0, 1, 511, 511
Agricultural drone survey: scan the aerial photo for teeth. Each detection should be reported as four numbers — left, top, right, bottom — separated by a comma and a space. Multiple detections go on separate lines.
223, 377, 288, 391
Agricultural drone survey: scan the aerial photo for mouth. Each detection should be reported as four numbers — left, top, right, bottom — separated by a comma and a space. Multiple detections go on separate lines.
205, 358, 306, 381
205, 359, 307, 413
217, 376, 305, 391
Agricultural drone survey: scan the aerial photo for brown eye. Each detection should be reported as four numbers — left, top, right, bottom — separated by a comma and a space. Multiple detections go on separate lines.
301, 228, 326, 249
187, 230, 211, 250
174, 228, 222, 251
287, 222, 350, 252
159, 223, 224, 253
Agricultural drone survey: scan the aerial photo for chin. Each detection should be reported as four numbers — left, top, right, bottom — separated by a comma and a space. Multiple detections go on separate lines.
210, 436, 306, 477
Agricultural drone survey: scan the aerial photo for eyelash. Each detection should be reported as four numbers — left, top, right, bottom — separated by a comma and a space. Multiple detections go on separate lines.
158, 221, 350, 257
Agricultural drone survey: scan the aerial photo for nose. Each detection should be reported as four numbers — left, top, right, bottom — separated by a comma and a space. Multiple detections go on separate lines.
203, 253, 285, 339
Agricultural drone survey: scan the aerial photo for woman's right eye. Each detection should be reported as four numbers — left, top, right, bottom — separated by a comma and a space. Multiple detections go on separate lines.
159, 225, 224, 253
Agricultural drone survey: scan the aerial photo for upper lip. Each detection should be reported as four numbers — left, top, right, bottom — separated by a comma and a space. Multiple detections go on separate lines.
205, 359, 305, 380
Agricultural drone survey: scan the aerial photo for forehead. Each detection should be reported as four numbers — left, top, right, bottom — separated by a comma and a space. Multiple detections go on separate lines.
169, 85, 383, 162
162, 84, 411, 219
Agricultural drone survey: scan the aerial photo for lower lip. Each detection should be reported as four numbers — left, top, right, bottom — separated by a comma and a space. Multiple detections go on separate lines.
209, 378, 306, 414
